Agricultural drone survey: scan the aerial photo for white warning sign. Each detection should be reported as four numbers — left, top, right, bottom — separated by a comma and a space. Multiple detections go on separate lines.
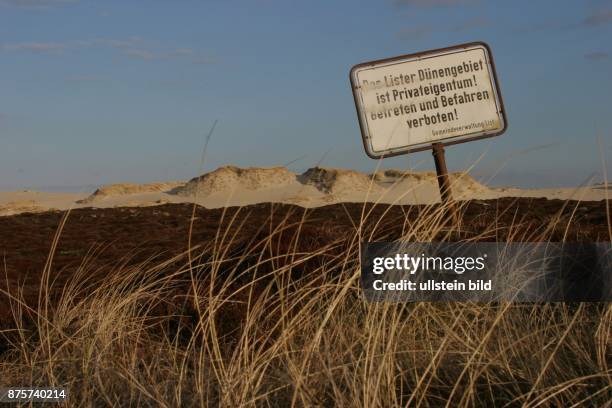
350, 42, 507, 158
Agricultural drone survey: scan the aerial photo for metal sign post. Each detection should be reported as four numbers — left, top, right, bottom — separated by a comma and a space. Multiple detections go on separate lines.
431, 143, 452, 204
349, 42, 507, 217
431, 142, 459, 222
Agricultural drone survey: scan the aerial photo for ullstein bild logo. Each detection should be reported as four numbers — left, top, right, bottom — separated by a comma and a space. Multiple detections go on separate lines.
360, 242, 612, 302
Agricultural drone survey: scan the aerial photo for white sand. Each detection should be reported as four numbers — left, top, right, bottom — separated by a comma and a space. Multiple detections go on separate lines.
1, 166, 609, 216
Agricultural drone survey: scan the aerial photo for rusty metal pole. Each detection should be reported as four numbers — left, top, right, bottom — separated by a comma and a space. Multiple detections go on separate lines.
432, 143, 452, 204
432, 143, 459, 224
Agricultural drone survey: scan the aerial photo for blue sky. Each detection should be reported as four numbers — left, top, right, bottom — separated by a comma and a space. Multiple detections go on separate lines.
0, 0, 611, 190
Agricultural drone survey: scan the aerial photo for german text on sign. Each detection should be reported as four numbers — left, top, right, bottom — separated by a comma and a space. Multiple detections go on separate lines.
350, 42, 507, 158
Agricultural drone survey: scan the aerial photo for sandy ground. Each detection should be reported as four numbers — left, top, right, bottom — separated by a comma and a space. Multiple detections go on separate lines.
1, 166, 609, 216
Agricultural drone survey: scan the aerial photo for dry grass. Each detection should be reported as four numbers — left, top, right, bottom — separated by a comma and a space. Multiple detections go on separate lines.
0, 197, 610, 407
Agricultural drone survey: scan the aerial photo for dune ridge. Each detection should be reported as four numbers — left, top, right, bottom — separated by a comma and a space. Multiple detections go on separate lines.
0, 200, 46, 216
0, 166, 607, 215
176, 166, 295, 197
77, 181, 185, 204
174, 166, 485, 196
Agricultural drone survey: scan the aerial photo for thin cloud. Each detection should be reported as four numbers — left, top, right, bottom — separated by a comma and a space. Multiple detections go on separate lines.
583, 9, 612, 26
2, 42, 66, 53
2, 38, 211, 64
396, 16, 488, 40
2, 38, 140, 54
395, 0, 477, 7
122, 47, 197, 60
168, 48, 195, 57
74, 39, 193, 60
520, 9, 612, 33
74, 38, 142, 49
66, 75, 106, 82
584, 51, 609, 61
0, 0, 77, 8
449, 16, 489, 32
123, 49, 156, 60
157, 79, 195, 88
192, 56, 218, 65
396, 26, 433, 40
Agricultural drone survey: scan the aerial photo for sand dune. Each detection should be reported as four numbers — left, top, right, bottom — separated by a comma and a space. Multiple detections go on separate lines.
176, 166, 295, 196
0, 166, 608, 216
298, 167, 379, 194
0, 200, 46, 216
77, 181, 184, 204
